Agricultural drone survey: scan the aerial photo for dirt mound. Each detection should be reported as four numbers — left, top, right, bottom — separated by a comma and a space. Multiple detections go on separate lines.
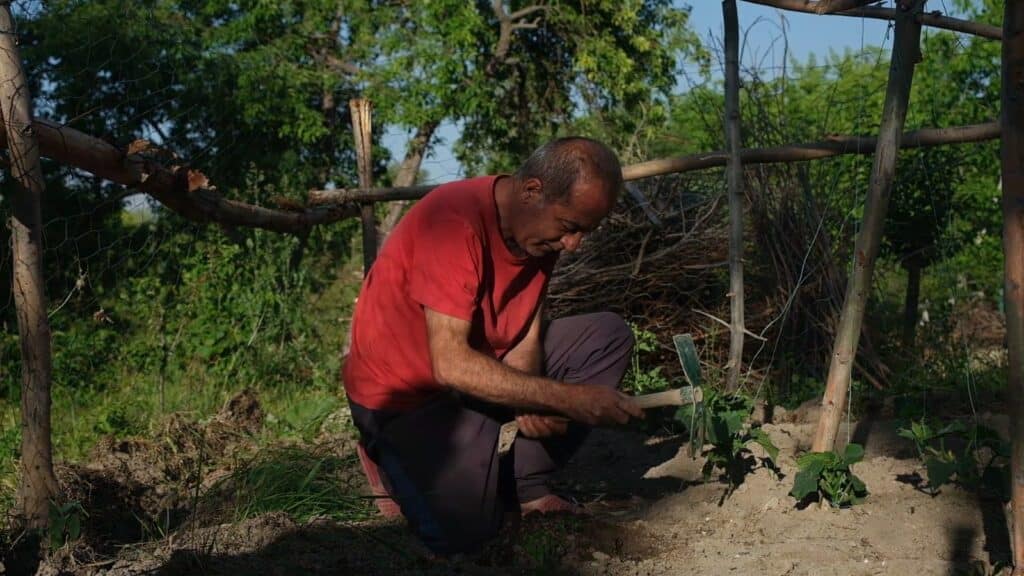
54, 389, 266, 554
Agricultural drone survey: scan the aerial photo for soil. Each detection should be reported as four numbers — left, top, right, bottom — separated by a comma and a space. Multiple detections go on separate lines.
5, 392, 1015, 576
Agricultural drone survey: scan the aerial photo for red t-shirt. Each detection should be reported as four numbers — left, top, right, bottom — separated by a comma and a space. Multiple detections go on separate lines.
343, 175, 557, 411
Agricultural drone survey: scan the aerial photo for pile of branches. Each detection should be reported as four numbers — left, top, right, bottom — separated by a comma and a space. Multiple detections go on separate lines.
550, 165, 889, 390
549, 171, 732, 369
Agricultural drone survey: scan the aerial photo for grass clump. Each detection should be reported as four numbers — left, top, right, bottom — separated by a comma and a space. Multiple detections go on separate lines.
208, 445, 374, 523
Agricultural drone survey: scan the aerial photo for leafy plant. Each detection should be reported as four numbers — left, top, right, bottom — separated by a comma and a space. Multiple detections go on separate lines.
790, 443, 868, 507
898, 418, 1009, 498
48, 500, 86, 549
623, 323, 670, 394
677, 389, 779, 498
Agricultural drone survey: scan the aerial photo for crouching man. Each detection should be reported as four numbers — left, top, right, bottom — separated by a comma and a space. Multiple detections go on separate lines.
343, 137, 642, 554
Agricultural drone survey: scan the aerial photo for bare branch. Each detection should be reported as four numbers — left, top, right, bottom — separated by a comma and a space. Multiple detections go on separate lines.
309, 122, 1000, 204
488, 2, 550, 74
623, 122, 999, 181
744, 0, 1001, 40
815, 0, 881, 14
0, 118, 358, 234
508, 5, 547, 20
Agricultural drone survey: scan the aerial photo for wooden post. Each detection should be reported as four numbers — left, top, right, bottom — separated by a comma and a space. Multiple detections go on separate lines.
1000, 0, 1024, 572
0, 3, 58, 529
349, 98, 377, 275
724, 0, 745, 393
811, 0, 925, 452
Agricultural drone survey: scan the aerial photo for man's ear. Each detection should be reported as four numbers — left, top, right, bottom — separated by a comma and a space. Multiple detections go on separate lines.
522, 177, 543, 204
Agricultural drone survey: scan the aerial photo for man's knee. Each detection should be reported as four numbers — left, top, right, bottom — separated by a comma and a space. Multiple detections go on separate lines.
594, 311, 633, 351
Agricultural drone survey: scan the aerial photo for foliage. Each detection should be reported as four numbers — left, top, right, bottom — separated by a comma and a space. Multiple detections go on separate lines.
790, 444, 868, 507
207, 446, 373, 523
48, 500, 87, 549
622, 322, 671, 395
898, 418, 1009, 499
677, 390, 778, 497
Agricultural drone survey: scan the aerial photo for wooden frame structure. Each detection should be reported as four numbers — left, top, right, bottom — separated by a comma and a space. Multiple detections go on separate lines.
4, 1, 1020, 571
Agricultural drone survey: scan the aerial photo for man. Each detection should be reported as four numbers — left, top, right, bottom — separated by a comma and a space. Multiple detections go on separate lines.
343, 137, 642, 554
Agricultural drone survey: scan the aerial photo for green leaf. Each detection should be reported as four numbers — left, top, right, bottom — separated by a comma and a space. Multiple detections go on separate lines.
925, 457, 958, 489
672, 333, 701, 387
67, 513, 81, 542
722, 410, 746, 436
796, 451, 837, 470
790, 466, 822, 500
842, 443, 865, 465
850, 473, 868, 496
749, 428, 779, 461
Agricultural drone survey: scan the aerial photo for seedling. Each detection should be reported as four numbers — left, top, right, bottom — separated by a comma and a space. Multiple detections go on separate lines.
897, 418, 1009, 498
677, 389, 779, 497
790, 443, 868, 507
48, 500, 86, 549
624, 323, 671, 394
672, 334, 778, 500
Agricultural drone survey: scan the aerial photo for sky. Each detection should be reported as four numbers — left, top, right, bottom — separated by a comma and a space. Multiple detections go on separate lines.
382, 0, 972, 184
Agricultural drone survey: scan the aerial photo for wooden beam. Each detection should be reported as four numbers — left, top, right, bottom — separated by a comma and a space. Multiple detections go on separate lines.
621, 122, 998, 181
0, 119, 358, 233
724, 0, 746, 392
1000, 0, 1024, 572
350, 98, 377, 275
305, 122, 999, 206
811, 0, 925, 453
815, 0, 880, 15
743, 0, 1001, 40
0, 114, 998, 228
0, 3, 58, 530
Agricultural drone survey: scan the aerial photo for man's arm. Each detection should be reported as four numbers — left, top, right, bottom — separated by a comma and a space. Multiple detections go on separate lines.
425, 307, 641, 426
501, 303, 544, 375
501, 304, 569, 437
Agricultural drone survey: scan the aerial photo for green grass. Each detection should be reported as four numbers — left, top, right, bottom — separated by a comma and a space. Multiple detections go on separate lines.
0, 253, 364, 516
206, 445, 374, 523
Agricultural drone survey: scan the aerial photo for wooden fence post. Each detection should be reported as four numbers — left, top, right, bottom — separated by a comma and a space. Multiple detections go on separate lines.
724, 0, 745, 393
0, 2, 58, 529
1000, 0, 1024, 572
811, 0, 925, 453
350, 98, 377, 275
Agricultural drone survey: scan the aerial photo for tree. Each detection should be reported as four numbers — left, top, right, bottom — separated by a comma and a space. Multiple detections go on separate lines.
0, 1, 58, 529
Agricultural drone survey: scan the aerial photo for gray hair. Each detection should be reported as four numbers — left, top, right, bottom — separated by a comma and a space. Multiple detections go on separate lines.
513, 137, 623, 204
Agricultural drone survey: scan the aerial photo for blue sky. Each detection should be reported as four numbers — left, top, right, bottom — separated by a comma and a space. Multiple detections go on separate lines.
383, 1, 972, 183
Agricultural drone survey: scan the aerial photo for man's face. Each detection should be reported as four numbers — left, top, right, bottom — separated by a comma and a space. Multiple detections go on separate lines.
514, 177, 615, 258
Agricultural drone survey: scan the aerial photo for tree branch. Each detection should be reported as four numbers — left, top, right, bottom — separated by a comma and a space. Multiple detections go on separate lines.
743, 0, 1001, 40
815, 0, 881, 15
488, 2, 549, 74
0, 117, 358, 234
307, 121, 1000, 205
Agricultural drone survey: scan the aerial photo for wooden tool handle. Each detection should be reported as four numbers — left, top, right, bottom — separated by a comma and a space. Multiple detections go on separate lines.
632, 386, 703, 410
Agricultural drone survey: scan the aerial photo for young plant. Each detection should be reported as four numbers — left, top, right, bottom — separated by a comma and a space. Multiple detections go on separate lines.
670, 333, 778, 498
790, 443, 868, 507
897, 418, 1009, 498
623, 323, 670, 394
48, 500, 86, 549
677, 389, 779, 498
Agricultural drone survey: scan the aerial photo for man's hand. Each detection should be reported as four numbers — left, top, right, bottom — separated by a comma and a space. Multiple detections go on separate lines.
560, 385, 644, 427
515, 413, 570, 438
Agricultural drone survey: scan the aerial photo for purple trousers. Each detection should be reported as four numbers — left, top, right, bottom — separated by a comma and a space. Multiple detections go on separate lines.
348, 312, 633, 554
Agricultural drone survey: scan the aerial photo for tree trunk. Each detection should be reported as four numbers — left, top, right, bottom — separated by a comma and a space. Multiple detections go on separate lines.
1000, 0, 1024, 572
379, 120, 439, 242
0, 3, 58, 530
901, 260, 922, 348
723, 0, 745, 393
812, 0, 925, 453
